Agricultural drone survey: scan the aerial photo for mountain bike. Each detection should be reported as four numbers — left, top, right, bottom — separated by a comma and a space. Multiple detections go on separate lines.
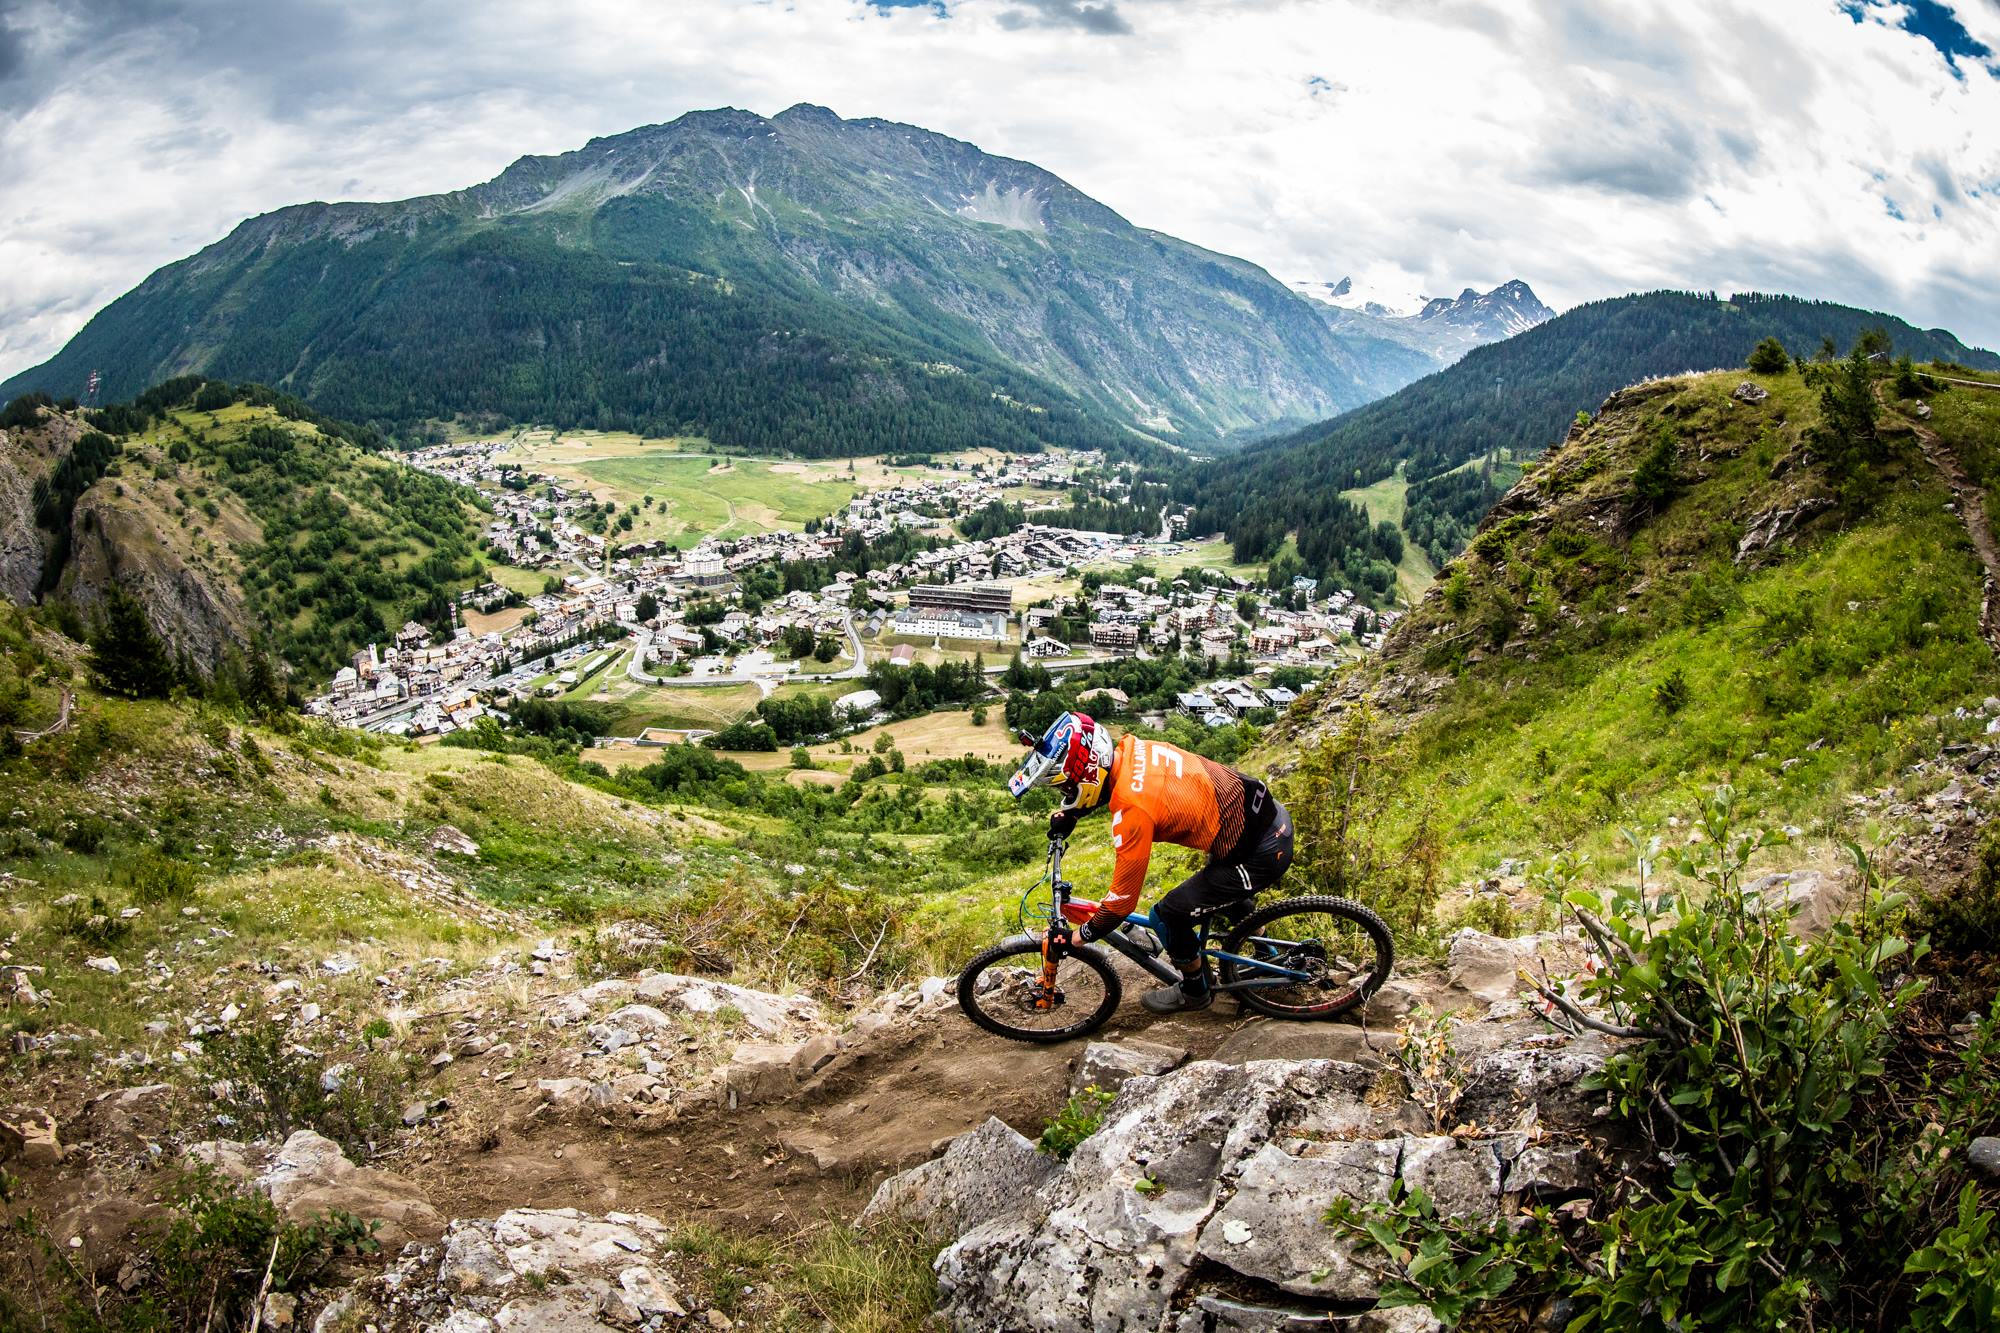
956, 838, 1395, 1044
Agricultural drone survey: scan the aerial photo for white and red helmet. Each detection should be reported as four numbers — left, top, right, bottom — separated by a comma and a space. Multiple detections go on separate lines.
1009, 711, 1115, 811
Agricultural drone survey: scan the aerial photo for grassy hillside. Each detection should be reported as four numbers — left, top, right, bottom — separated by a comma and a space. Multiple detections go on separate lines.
1274, 359, 2000, 895
1187, 291, 2000, 589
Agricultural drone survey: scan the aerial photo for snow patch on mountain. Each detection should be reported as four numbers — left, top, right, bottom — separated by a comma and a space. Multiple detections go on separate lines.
1290, 270, 1429, 318
954, 182, 1047, 233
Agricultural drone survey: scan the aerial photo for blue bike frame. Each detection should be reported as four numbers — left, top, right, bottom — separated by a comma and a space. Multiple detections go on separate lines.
1038, 839, 1316, 993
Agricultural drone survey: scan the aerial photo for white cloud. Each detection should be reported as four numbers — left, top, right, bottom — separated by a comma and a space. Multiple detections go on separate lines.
2, 0, 1997, 385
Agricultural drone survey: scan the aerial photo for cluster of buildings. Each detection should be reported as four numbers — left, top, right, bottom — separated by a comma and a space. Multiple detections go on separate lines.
1173, 680, 1302, 728
303, 436, 1400, 736
833, 453, 1086, 541
1058, 575, 1396, 664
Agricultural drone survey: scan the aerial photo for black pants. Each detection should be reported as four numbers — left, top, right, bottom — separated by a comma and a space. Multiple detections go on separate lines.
1154, 800, 1293, 967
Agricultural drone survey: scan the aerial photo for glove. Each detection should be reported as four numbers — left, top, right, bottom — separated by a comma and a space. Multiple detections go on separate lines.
1079, 910, 1123, 943
1044, 922, 1076, 958
1048, 807, 1081, 841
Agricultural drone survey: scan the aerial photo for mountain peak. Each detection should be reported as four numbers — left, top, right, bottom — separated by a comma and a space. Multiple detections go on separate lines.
775, 103, 844, 125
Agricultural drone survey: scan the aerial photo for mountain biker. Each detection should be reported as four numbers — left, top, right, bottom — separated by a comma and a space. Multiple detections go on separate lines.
1008, 711, 1293, 1013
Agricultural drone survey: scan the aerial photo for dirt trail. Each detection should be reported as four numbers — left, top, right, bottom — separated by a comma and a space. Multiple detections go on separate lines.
403, 994, 1391, 1233
1885, 390, 2000, 657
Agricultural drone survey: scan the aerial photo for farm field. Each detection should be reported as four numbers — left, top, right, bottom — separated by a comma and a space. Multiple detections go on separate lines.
731, 708, 1017, 771
486, 564, 553, 597
1339, 464, 1437, 605
489, 429, 976, 544
462, 605, 530, 636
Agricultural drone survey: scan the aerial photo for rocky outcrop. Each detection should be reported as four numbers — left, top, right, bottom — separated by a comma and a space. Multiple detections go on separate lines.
259, 1130, 445, 1250
0, 417, 71, 601
0, 1105, 64, 1166
931, 1058, 1386, 1330
1072, 1038, 1188, 1097
632, 972, 821, 1036
1735, 497, 1832, 564
60, 482, 253, 671
341, 1207, 694, 1331
860, 1116, 1057, 1244
864, 1029, 1615, 1332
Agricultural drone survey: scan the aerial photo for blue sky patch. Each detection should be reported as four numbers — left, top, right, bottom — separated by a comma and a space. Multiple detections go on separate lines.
1843, 0, 1994, 75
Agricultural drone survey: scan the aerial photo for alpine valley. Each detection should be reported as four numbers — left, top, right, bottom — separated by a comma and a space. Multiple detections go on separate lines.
5, 92, 2000, 1333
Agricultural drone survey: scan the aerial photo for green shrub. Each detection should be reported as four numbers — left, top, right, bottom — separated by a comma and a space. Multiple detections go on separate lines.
50, 893, 129, 948
1280, 704, 1445, 942
1630, 421, 1680, 510
58, 813, 112, 853
127, 849, 199, 903
1747, 336, 1790, 374
196, 1010, 408, 1158
1333, 787, 2000, 1329
1651, 667, 1690, 715
5, 1168, 376, 1331
1038, 1085, 1116, 1159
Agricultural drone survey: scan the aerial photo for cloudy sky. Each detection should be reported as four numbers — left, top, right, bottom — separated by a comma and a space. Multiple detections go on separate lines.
2, 0, 1998, 382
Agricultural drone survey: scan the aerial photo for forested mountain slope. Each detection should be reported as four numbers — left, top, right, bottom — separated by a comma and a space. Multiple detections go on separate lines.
1187, 291, 2000, 581
0, 105, 1445, 455
0, 380, 483, 679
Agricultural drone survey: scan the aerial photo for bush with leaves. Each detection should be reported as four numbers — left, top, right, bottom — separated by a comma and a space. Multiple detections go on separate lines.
5, 1168, 377, 1332
1279, 703, 1444, 941
1335, 786, 2000, 1330
1651, 666, 1690, 716
1038, 1085, 1116, 1159
196, 1010, 409, 1159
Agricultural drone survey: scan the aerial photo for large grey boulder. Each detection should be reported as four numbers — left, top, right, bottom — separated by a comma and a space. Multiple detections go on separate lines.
1444, 929, 1543, 1004
934, 1058, 1379, 1332
1072, 1038, 1188, 1097
1452, 1036, 1611, 1132
859, 1116, 1057, 1244
1194, 1140, 1400, 1299
255, 1130, 443, 1250
926, 1042, 1603, 1332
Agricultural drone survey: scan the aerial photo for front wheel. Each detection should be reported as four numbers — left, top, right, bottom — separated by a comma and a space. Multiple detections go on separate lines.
957, 937, 1123, 1043
1218, 896, 1394, 1020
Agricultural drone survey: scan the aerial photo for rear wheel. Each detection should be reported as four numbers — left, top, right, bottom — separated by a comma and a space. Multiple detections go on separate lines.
957, 940, 1123, 1043
1218, 896, 1394, 1020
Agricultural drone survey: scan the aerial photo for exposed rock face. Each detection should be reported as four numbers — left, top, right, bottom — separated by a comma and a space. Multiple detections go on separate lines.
0, 1105, 64, 1166
255, 1130, 444, 1250
1735, 497, 1832, 564
1071, 1038, 1188, 1097
349, 1207, 689, 1331
932, 1058, 1384, 1331
859, 1116, 1057, 1244
0, 416, 74, 601
633, 972, 821, 1036
61, 481, 252, 671
428, 824, 481, 857
867, 1032, 1614, 1332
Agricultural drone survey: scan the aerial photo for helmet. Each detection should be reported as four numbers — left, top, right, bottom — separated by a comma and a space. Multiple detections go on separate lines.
1008, 711, 1115, 811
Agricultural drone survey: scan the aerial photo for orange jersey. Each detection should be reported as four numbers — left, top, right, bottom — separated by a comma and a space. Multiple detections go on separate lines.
1100, 735, 1253, 916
